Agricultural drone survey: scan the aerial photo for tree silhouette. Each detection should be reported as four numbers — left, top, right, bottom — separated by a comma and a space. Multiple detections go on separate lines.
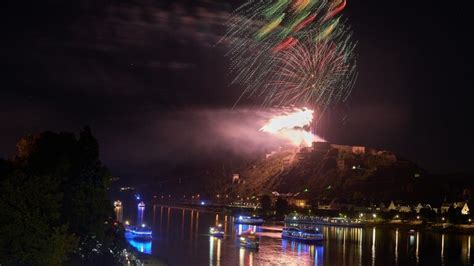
0, 127, 124, 265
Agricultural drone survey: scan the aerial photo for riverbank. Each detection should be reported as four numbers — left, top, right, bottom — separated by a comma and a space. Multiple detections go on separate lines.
286, 216, 474, 234
150, 202, 474, 235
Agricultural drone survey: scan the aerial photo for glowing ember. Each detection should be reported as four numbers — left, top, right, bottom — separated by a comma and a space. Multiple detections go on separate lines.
260, 108, 324, 147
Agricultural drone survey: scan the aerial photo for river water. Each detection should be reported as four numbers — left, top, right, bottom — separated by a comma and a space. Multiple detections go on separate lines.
123, 205, 473, 265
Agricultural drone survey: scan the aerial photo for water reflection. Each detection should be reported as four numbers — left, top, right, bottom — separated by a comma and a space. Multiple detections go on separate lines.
209, 236, 222, 266
126, 237, 152, 254
468, 235, 471, 263
239, 247, 245, 266
371, 227, 376, 266
395, 229, 399, 265
120, 204, 474, 265
441, 234, 445, 265
416, 232, 420, 264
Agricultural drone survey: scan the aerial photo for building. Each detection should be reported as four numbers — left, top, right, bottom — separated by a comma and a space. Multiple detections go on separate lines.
352, 146, 366, 154
232, 174, 240, 184
288, 196, 308, 208
386, 200, 412, 213
387, 200, 397, 212
398, 205, 412, 213
313, 141, 331, 152
440, 202, 451, 214
439, 201, 470, 215
317, 199, 332, 210
454, 201, 470, 215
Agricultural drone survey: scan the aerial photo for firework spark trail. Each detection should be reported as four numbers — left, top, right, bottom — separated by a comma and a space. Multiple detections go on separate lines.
262, 34, 356, 117
223, 0, 357, 116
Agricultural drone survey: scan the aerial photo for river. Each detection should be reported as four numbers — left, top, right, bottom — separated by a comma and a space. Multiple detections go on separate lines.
122, 204, 473, 265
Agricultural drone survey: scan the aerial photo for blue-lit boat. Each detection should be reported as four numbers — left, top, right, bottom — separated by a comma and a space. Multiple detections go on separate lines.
282, 227, 324, 243
209, 224, 224, 238
235, 215, 264, 225
237, 234, 259, 250
125, 224, 153, 240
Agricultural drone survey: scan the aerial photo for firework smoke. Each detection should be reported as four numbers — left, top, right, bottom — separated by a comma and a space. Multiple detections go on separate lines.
260, 107, 324, 147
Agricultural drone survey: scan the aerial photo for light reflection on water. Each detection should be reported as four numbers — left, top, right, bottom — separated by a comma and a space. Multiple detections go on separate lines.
121, 204, 474, 265
126, 236, 152, 255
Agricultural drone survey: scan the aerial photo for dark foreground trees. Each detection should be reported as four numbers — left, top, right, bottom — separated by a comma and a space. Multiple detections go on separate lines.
0, 127, 124, 265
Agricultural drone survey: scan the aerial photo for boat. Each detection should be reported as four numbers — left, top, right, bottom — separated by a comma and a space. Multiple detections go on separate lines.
209, 224, 224, 237
282, 227, 324, 243
237, 234, 259, 250
235, 215, 264, 225
125, 224, 153, 240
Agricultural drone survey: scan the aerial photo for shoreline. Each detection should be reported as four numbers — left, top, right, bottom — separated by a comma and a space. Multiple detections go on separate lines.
152, 202, 474, 235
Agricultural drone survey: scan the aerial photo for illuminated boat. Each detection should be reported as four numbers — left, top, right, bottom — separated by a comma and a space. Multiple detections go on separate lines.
282, 227, 324, 243
237, 234, 259, 250
209, 224, 224, 237
235, 215, 264, 225
125, 224, 153, 240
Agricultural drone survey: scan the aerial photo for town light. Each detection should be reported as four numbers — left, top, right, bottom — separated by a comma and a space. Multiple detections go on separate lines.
141, 223, 146, 228
359, 213, 364, 218
416, 216, 420, 219
293, 216, 297, 220
442, 217, 445, 221
125, 220, 130, 226
395, 215, 399, 219
372, 213, 377, 218
201, 201, 205, 206
469, 218, 472, 223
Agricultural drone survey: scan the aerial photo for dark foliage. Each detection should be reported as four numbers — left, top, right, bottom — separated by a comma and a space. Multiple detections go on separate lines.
0, 127, 124, 265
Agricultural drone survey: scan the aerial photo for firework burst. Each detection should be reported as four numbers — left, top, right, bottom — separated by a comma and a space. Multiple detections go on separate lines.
262, 33, 357, 116
223, 0, 356, 116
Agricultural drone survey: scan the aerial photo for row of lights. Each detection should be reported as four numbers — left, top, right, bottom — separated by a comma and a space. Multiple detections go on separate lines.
358, 213, 377, 218
151, 194, 263, 199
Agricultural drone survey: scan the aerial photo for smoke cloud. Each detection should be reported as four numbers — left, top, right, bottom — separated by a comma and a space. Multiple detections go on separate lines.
97, 108, 296, 177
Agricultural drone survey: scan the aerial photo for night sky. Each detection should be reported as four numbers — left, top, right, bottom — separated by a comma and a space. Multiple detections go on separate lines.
1, 0, 473, 179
